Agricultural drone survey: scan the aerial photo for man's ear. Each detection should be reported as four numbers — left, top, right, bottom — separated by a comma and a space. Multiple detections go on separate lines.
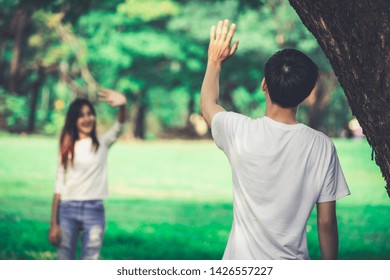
261, 78, 268, 92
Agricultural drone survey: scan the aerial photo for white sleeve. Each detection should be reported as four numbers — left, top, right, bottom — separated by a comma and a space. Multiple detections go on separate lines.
54, 156, 65, 194
211, 111, 248, 154
317, 145, 351, 203
100, 121, 124, 147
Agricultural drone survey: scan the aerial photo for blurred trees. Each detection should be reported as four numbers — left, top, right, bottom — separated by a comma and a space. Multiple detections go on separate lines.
0, 0, 352, 138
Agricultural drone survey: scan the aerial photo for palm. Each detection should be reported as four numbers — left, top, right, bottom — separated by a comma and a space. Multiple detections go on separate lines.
98, 89, 126, 107
208, 20, 239, 64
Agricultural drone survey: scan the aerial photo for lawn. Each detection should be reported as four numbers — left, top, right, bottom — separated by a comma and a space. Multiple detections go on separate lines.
0, 136, 389, 259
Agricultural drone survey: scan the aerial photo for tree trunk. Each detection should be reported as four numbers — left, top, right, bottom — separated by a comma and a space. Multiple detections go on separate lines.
8, 8, 30, 93
132, 92, 147, 139
185, 93, 196, 136
27, 65, 45, 133
134, 103, 146, 139
0, 42, 6, 85
289, 0, 390, 197
305, 72, 336, 132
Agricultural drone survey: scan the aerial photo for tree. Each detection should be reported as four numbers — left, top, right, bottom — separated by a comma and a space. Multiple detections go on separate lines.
289, 0, 390, 196
0, 0, 96, 133
0, 0, 355, 138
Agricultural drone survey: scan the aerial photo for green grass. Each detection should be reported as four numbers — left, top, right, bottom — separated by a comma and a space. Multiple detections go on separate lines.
0, 136, 389, 259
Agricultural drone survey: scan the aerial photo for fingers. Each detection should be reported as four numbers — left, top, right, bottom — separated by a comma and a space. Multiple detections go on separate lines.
215, 20, 223, 41
98, 96, 109, 102
221, 19, 229, 41
49, 230, 61, 247
226, 23, 236, 44
98, 88, 112, 95
208, 19, 238, 63
98, 88, 111, 95
230, 40, 239, 56
50, 237, 59, 246
98, 90, 107, 98
98, 88, 112, 102
213, 20, 236, 45
210, 25, 216, 42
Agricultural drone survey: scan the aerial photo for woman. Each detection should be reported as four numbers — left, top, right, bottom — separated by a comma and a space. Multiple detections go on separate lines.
48, 89, 126, 260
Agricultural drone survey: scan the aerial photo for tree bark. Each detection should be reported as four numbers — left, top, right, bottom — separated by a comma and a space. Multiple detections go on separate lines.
132, 92, 147, 139
8, 8, 30, 93
185, 93, 197, 136
289, 0, 390, 197
27, 65, 45, 133
0, 42, 6, 85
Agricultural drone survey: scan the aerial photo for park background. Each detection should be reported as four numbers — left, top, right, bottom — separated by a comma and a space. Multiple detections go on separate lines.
0, 0, 389, 259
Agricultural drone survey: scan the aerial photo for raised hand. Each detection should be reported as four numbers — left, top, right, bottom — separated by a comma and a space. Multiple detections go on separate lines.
98, 88, 127, 107
208, 19, 239, 66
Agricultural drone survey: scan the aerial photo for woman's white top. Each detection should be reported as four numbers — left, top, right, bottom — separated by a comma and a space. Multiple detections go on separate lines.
54, 122, 123, 201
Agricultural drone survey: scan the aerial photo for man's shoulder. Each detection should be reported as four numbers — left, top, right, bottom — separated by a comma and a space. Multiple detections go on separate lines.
300, 124, 335, 147
214, 111, 251, 119
212, 111, 253, 126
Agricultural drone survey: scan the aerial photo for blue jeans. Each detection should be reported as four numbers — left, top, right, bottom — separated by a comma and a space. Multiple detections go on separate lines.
58, 200, 105, 260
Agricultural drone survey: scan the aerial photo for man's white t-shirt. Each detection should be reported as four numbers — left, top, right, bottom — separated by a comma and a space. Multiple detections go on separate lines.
55, 122, 123, 201
211, 112, 350, 260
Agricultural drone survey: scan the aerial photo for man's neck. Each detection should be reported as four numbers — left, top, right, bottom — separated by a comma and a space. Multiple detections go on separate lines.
265, 104, 298, 125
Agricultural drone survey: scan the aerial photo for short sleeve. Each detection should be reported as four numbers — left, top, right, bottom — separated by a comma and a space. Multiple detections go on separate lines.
100, 121, 124, 147
211, 111, 248, 153
317, 145, 351, 203
54, 156, 65, 194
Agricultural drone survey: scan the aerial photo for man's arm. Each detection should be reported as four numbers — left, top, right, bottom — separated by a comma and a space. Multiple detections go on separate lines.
316, 201, 339, 259
200, 19, 239, 127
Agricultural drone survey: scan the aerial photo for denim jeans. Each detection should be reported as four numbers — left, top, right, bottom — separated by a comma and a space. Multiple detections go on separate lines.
58, 200, 105, 260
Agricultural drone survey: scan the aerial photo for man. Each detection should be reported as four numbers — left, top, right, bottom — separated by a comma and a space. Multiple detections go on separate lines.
200, 19, 350, 260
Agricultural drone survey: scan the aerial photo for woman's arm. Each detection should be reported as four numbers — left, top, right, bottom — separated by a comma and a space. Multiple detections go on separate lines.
48, 193, 61, 246
98, 89, 127, 146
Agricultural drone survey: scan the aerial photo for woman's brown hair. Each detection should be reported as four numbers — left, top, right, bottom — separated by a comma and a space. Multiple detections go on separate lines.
59, 98, 99, 170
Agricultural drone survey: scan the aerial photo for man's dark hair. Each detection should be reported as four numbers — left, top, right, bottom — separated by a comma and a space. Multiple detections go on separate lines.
264, 49, 319, 108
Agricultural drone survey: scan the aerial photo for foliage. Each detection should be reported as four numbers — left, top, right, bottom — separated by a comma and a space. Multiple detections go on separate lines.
0, 89, 28, 130
0, 0, 353, 137
147, 86, 190, 128
118, 0, 180, 22
323, 87, 353, 136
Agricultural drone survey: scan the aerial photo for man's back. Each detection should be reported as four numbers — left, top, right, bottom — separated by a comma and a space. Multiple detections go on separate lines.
200, 20, 350, 259
212, 111, 350, 259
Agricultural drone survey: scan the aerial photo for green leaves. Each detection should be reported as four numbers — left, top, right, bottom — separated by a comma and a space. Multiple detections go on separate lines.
118, 0, 180, 22
0, 0, 350, 136
0, 89, 27, 128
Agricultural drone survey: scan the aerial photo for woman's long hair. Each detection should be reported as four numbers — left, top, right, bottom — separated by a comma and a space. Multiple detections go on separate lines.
59, 98, 99, 170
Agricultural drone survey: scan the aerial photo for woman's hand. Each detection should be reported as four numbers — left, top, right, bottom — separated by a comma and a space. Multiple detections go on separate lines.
48, 224, 61, 247
98, 88, 127, 107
